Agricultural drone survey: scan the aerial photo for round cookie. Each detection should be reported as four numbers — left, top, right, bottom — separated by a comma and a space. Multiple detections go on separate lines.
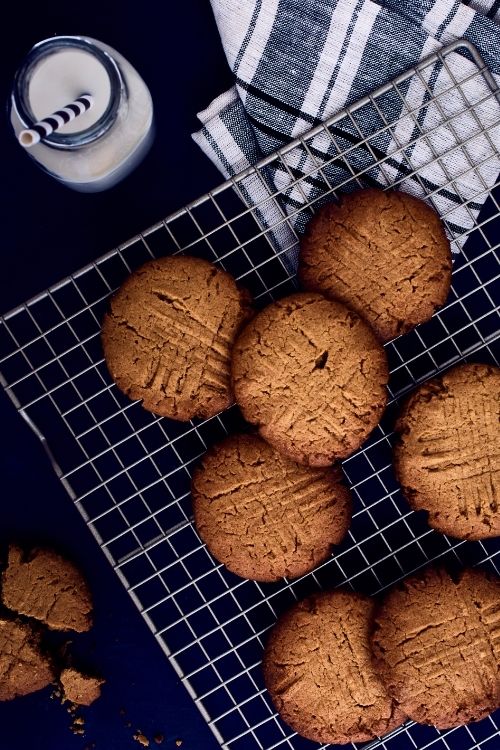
192, 433, 352, 582
298, 189, 452, 342
263, 590, 405, 744
394, 363, 500, 540
231, 292, 388, 467
372, 566, 500, 729
102, 256, 252, 421
0, 617, 55, 701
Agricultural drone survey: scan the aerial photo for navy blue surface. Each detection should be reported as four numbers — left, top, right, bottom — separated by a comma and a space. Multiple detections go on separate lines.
0, 2, 231, 748
1, 6, 499, 750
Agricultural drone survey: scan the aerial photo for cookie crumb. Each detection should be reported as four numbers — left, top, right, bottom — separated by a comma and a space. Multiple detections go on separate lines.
134, 732, 150, 747
60, 667, 104, 706
153, 735, 164, 745
70, 716, 85, 735
71, 714, 86, 736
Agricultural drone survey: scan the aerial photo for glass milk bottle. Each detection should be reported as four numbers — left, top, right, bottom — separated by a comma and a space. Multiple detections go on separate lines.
10, 36, 154, 192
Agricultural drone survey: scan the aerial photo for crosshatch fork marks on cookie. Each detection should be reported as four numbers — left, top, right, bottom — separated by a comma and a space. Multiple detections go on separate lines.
101, 256, 253, 422
394, 363, 500, 540
0, 40, 499, 750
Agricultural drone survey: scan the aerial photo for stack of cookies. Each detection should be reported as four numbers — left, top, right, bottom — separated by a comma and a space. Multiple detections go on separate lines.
101, 188, 499, 743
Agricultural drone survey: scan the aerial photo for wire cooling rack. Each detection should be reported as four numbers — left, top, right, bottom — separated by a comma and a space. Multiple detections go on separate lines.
1, 39, 499, 750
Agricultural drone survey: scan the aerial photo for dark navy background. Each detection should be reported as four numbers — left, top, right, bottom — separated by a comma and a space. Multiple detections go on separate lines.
1, 5, 499, 750
0, 2, 231, 748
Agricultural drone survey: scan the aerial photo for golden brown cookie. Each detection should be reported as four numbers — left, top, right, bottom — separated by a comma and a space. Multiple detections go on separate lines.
2, 545, 92, 632
231, 292, 388, 467
60, 668, 104, 706
102, 256, 253, 421
0, 617, 54, 701
263, 590, 405, 744
394, 363, 500, 540
298, 189, 452, 341
372, 566, 500, 729
191, 433, 352, 581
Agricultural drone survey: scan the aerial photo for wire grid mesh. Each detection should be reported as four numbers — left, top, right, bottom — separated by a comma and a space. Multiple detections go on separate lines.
1, 40, 499, 750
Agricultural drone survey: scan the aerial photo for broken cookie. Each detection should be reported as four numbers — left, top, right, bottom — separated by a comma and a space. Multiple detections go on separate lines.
60, 667, 104, 706
0, 617, 55, 701
2, 545, 92, 632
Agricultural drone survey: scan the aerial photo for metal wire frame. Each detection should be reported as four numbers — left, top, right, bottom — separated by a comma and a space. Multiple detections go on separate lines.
0, 39, 499, 750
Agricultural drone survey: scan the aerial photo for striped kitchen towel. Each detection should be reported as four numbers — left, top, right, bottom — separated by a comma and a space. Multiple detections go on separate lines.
192, 0, 500, 267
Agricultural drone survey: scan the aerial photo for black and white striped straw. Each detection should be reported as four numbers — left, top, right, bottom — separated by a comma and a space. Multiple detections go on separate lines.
18, 94, 94, 148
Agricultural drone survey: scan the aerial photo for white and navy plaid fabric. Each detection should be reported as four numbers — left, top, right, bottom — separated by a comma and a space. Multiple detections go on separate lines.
192, 0, 500, 266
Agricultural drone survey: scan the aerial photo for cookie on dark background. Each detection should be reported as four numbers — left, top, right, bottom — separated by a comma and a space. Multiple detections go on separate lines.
263, 590, 405, 744
372, 566, 500, 729
2, 545, 92, 633
298, 189, 452, 341
394, 363, 500, 540
231, 292, 388, 467
60, 668, 104, 706
102, 255, 253, 421
192, 433, 352, 581
0, 617, 54, 701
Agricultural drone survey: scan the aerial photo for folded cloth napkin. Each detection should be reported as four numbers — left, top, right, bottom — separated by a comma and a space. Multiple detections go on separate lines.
192, 0, 500, 267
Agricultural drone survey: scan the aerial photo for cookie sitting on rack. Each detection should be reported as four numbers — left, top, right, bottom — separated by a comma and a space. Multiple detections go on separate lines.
231, 292, 388, 467
298, 189, 452, 342
192, 432, 352, 582
263, 589, 406, 744
371, 566, 500, 729
101, 255, 253, 421
394, 362, 500, 540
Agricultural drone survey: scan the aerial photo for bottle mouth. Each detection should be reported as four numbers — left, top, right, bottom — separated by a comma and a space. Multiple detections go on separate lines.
13, 36, 124, 149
